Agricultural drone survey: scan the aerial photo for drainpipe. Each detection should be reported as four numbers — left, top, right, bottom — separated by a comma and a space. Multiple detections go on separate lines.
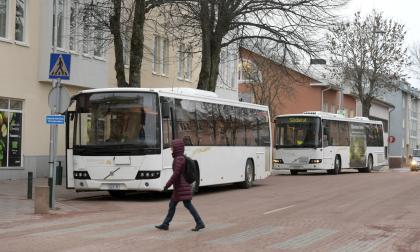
387, 106, 395, 165
321, 86, 332, 112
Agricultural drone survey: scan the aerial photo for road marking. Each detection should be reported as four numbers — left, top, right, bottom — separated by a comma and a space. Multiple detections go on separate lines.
207, 225, 283, 245
270, 229, 337, 249
149, 223, 235, 241
29, 219, 135, 237
264, 205, 296, 215
333, 234, 393, 252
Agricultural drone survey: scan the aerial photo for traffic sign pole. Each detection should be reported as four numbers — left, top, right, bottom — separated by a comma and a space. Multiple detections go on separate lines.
48, 0, 58, 209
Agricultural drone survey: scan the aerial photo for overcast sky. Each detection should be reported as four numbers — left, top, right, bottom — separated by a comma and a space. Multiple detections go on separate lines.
338, 0, 420, 87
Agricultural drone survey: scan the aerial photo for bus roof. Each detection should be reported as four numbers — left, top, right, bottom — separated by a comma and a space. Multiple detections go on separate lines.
76, 87, 269, 111
274, 111, 383, 124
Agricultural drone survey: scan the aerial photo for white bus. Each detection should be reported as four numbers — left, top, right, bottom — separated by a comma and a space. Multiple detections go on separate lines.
65, 88, 272, 197
273, 111, 386, 175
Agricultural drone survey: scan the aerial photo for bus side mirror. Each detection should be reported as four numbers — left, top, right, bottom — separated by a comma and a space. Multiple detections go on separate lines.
162, 102, 170, 119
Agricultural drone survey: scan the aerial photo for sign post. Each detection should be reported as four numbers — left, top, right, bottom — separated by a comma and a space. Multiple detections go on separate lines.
47, 53, 71, 209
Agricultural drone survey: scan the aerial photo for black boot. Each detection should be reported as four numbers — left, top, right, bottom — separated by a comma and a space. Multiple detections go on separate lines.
191, 223, 205, 232
155, 224, 169, 231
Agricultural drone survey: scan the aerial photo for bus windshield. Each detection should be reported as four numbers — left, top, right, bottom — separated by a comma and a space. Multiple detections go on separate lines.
275, 117, 321, 148
73, 92, 160, 154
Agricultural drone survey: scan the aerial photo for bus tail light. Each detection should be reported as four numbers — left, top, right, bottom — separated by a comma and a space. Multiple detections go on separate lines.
136, 171, 161, 180
309, 159, 322, 164
73, 171, 91, 180
273, 159, 284, 164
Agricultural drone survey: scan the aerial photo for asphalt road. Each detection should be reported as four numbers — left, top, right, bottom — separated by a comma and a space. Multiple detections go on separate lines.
1, 169, 420, 252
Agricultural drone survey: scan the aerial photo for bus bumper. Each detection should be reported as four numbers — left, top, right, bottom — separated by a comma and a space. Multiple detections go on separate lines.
273, 163, 326, 171
73, 179, 164, 192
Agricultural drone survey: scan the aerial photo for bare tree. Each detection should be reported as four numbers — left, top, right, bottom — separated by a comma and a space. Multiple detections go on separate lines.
77, 0, 165, 87
159, 0, 347, 92
411, 42, 420, 78
327, 11, 409, 117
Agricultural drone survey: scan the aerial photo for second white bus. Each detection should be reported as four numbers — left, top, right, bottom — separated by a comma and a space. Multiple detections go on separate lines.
273, 111, 386, 175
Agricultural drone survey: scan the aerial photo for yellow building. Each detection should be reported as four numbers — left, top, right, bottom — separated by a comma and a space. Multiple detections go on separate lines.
0, 0, 238, 179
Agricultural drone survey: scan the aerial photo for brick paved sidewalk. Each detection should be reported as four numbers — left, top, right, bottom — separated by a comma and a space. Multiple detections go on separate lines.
0, 178, 107, 225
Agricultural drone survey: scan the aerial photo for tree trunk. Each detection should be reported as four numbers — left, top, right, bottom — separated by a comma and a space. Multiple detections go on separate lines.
197, 37, 212, 90
129, 0, 146, 88
362, 100, 371, 117
110, 0, 126, 87
208, 42, 222, 92
197, 0, 211, 91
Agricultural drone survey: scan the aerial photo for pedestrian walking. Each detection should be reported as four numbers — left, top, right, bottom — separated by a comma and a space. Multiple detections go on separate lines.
155, 139, 205, 231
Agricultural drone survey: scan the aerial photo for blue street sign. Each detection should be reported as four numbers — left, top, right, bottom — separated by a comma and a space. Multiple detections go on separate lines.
49, 53, 71, 80
46, 115, 65, 125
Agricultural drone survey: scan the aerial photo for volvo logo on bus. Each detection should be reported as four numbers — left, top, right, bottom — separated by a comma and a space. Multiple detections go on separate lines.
104, 167, 121, 180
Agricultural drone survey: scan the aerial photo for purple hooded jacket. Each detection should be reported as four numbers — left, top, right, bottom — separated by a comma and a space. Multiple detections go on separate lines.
165, 139, 192, 202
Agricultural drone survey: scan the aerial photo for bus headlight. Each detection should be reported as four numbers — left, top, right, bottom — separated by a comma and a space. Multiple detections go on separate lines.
273, 159, 284, 164
73, 171, 91, 180
309, 159, 322, 164
135, 171, 161, 180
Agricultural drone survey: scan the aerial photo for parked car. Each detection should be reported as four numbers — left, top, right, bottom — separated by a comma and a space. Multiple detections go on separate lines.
410, 150, 420, 171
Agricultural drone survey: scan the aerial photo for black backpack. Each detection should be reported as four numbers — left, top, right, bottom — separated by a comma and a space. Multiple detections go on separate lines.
183, 155, 197, 184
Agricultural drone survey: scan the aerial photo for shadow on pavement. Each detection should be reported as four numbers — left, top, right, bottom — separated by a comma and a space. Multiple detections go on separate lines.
69, 183, 263, 202
274, 169, 378, 176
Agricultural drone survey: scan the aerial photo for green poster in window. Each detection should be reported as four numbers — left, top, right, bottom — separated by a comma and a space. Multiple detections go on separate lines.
8, 113, 22, 167
350, 123, 366, 168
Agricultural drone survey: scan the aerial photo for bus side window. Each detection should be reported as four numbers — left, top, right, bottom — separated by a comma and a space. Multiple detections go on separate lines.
323, 120, 329, 147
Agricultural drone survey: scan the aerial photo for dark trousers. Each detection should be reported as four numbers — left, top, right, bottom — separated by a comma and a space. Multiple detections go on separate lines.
162, 200, 204, 226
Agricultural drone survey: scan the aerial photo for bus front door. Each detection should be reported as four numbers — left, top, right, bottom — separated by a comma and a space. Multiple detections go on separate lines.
65, 111, 75, 189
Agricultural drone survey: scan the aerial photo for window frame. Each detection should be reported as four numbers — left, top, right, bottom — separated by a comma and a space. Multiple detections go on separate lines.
0, 0, 10, 40
153, 35, 169, 76
14, 0, 27, 43
68, 0, 78, 52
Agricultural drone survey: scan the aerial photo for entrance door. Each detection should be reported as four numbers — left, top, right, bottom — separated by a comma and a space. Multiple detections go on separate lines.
161, 97, 175, 183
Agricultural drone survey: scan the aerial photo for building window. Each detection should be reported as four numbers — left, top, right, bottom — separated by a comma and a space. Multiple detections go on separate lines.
0, 0, 8, 39
55, 0, 64, 48
69, 0, 77, 51
82, 6, 91, 55
15, 0, 26, 42
153, 35, 169, 76
93, 22, 104, 58
238, 59, 261, 83
177, 43, 192, 81
0, 98, 23, 168
122, 35, 130, 66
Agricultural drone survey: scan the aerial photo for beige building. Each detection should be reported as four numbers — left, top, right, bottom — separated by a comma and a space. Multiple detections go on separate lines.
0, 0, 238, 180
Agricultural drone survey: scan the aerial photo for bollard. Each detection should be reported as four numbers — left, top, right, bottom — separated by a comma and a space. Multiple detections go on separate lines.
27, 172, 33, 199
48, 177, 53, 208
56, 161, 63, 185
34, 186, 49, 214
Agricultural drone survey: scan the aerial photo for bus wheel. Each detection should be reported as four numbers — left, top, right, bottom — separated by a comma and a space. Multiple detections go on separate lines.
328, 156, 341, 175
239, 159, 254, 189
192, 162, 200, 195
366, 155, 373, 173
290, 170, 299, 175
108, 190, 127, 198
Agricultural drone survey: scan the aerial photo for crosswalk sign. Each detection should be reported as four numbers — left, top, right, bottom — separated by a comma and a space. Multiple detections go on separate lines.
49, 53, 71, 80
